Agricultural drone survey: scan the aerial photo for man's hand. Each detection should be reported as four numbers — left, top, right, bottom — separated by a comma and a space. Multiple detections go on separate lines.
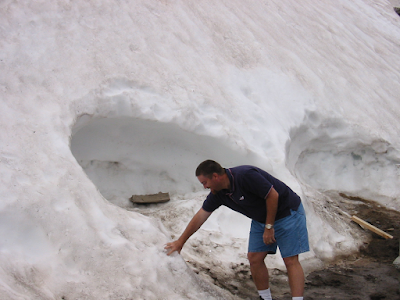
163, 208, 211, 256
263, 228, 276, 245
164, 240, 184, 256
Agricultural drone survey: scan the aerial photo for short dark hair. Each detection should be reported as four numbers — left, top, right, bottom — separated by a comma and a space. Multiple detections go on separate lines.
195, 160, 225, 178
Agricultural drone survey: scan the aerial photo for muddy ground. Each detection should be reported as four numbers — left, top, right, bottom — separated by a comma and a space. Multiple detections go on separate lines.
303, 195, 400, 300
189, 194, 400, 300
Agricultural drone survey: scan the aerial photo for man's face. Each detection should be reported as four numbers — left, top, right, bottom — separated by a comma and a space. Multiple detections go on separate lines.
197, 173, 221, 195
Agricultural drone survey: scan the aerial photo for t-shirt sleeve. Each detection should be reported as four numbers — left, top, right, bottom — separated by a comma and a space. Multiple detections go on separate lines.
240, 169, 273, 199
202, 193, 222, 212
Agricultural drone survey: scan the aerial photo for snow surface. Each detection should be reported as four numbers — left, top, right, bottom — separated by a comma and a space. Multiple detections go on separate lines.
1, 0, 400, 299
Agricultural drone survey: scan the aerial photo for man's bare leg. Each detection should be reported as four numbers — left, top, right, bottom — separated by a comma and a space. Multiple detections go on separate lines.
248, 251, 269, 290
283, 255, 304, 297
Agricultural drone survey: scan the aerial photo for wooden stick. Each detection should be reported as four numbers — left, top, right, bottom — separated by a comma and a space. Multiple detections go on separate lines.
130, 192, 170, 204
351, 215, 394, 239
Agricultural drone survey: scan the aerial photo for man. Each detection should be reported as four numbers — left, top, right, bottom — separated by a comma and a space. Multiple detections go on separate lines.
165, 160, 309, 300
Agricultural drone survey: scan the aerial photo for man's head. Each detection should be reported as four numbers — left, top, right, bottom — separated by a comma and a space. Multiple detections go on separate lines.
195, 160, 225, 178
196, 160, 228, 194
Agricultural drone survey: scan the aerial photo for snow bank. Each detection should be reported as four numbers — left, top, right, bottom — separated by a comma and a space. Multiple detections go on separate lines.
1, 0, 400, 298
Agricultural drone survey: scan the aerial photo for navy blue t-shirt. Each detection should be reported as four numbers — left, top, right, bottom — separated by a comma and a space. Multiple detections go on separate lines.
202, 165, 301, 223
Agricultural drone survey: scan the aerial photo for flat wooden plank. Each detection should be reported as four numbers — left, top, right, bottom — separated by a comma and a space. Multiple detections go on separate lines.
130, 192, 170, 204
351, 215, 394, 239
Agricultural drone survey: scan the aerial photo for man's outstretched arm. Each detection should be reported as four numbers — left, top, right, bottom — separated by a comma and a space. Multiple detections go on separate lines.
164, 208, 212, 255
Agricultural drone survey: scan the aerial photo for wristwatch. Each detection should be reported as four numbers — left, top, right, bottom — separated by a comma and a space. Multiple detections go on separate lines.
265, 224, 274, 230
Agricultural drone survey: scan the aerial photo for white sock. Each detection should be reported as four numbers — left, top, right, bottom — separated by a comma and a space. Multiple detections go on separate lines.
258, 288, 272, 300
292, 297, 303, 300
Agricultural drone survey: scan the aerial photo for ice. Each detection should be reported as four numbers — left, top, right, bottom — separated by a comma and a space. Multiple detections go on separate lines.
1, 0, 400, 299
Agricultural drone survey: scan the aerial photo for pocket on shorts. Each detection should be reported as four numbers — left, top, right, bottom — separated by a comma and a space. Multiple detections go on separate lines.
294, 202, 305, 216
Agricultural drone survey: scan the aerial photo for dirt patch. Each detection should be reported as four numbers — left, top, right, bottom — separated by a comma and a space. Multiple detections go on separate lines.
304, 194, 400, 300
188, 261, 259, 299
338, 194, 398, 261
305, 260, 399, 300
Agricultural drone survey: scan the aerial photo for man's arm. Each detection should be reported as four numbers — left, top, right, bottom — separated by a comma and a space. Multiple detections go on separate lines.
263, 187, 279, 245
164, 208, 212, 255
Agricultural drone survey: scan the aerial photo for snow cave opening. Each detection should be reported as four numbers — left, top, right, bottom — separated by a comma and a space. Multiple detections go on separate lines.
70, 115, 258, 208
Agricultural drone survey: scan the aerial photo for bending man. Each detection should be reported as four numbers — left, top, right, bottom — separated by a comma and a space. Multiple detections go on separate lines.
165, 160, 309, 300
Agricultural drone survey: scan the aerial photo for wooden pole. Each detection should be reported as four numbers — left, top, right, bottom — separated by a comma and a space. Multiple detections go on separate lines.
351, 215, 394, 240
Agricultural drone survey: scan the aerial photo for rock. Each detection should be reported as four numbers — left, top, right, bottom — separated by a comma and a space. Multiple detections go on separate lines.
393, 256, 400, 269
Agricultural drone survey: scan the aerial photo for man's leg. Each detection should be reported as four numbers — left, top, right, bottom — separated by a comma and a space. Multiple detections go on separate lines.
283, 255, 304, 297
248, 221, 275, 299
247, 251, 269, 290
